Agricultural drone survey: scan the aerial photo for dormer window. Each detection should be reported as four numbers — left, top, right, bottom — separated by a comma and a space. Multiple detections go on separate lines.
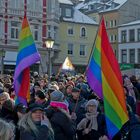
66, 8, 71, 17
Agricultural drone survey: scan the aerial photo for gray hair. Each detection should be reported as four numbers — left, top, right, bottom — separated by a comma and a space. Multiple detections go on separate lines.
18, 112, 39, 136
0, 119, 15, 140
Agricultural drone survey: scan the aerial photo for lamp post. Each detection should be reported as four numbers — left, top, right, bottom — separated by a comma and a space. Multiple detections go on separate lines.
45, 37, 54, 82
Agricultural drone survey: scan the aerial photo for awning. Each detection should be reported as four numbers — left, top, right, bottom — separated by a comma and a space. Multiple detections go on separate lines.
4, 51, 17, 65
3, 51, 40, 65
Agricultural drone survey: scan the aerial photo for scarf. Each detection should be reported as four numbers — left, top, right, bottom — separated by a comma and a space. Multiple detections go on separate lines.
77, 112, 98, 131
50, 101, 69, 112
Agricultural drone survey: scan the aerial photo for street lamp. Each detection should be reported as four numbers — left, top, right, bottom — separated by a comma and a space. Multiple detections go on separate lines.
45, 37, 54, 82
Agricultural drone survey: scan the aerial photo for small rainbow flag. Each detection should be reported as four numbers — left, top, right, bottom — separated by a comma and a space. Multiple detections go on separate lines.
14, 16, 40, 105
61, 57, 74, 71
86, 17, 129, 139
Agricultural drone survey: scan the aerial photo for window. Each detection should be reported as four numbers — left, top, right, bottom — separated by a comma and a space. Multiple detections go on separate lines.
80, 27, 86, 37
110, 35, 114, 42
60, 8, 62, 16
54, 26, 57, 39
80, 45, 86, 56
33, 25, 38, 41
48, 25, 51, 38
114, 35, 117, 41
121, 49, 127, 63
11, 22, 19, 39
121, 30, 127, 43
129, 29, 135, 42
10, 0, 20, 8
137, 29, 140, 41
138, 49, 140, 63
110, 20, 113, 27
129, 49, 135, 63
66, 8, 71, 17
68, 43, 73, 55
48, 0, 52, 13
114, 20, 117, 26
68, 27, 73, 35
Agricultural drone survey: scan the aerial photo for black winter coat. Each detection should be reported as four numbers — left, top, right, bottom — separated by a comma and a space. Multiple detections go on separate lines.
67, 96, 87, 124
19, 123, 53, 140
45, 106, 76, 140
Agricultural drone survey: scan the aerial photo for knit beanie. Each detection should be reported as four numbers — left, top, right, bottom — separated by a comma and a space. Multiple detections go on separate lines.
50, 90, 64, 102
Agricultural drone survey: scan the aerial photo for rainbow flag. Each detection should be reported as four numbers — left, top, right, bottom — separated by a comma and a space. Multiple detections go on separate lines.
14, 16, 40, 105
61, 57, 74, 71
86, 17, 129, 139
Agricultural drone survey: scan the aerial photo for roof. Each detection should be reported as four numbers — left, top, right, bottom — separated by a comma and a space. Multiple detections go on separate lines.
76, 0, 127, 13
119, 20, 140, 27
100, 0, 127, 13
63, 9, 98, 25
58, 0, 73, 5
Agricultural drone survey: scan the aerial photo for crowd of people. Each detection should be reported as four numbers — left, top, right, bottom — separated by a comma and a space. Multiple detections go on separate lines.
0, 72, 140, 140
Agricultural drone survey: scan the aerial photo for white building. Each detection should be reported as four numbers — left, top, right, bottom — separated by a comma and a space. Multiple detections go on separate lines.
118, 20, 140, 64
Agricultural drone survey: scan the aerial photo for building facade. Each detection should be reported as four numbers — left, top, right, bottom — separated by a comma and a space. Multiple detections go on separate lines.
0, 0, 98, 74
54, 0, 98, 74
118, 20, 140, 64
77, 0, 140, 59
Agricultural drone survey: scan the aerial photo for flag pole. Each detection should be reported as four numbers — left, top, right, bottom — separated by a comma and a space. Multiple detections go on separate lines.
24, 0, 27, 17
85, 16, 103, 75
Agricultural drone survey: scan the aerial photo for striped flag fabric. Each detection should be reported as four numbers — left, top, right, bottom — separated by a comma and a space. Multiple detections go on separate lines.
86, 17, 129, 139
14, 16, 40, 105
61, 57, 74, 71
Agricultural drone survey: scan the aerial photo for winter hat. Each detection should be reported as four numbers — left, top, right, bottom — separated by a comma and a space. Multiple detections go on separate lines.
85, 99, 99, 110
28, 103, 44, 112
14, 103, 27, 114
2, 99, 15, 112
72, 87, 80, 92
33, 71, 38, 77
50, 90, 64, 102
36, 90, 46, 99
0, 92, 10, 101
48, 84, 59, 92
34, 82, 40, 87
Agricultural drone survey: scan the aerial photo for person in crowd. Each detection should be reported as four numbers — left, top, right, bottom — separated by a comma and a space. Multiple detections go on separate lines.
3, 83, 11, 93
113, 104, 140, 140
14, 103, 27, 120
29, 82, 41, 104
18, 103, 54, 140
124, 86, 136, 114
0, 99, 16, 124
123, 77, 137, 102
33, 71, 40, 82
39, 78, 48, 92
58, 81, 65, 93
0, 91, 10, 109
77, 99, 108, 140
35, 90, 49, 108
45, 90, 76, 140
67, 87, 87, 124
0, 119, 15, 140
9, 86, 16, 100
65, 84, 74, 97
130, 75, 140, 117
14, 103, 27, 140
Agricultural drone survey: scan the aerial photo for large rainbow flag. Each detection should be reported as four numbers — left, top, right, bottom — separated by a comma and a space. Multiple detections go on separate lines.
86, 17, 129, 139
14, 16, 40, 105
